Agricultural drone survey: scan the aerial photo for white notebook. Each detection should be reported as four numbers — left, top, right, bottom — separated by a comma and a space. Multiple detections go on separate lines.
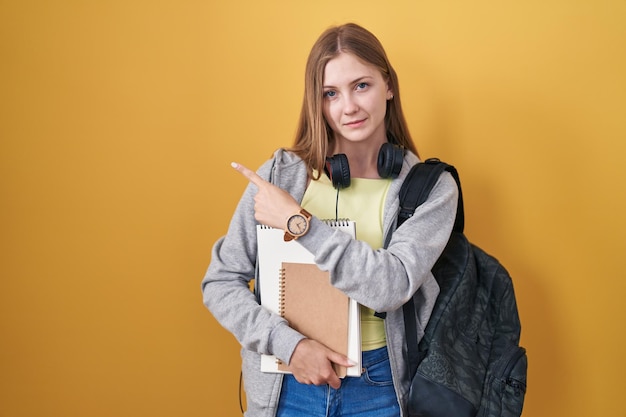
256, 219, 361, 377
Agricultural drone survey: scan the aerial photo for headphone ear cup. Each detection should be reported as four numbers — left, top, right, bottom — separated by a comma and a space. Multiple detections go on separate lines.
377, 142, 404, 179
325, 154, 351, 189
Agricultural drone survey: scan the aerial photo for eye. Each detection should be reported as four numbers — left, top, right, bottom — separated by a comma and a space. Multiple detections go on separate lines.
324, 90, 337, 99
356, 82, 369, 90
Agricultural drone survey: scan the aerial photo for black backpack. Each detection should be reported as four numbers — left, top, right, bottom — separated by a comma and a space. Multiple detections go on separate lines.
399, 159, 527, 417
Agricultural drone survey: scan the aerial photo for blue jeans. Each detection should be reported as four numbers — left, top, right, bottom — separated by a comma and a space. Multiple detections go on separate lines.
276, 346, 400, 417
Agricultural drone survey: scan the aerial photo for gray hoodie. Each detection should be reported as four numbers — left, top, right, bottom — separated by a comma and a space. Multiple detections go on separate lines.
202, 149, 458, 416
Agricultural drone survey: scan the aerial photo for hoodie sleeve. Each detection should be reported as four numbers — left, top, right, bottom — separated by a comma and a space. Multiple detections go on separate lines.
295, 171, 458, 313
200, 156, 306, 365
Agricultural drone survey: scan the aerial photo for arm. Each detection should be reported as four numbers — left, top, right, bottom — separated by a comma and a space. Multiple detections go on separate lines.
233, 156, 458, 313
297, 172, 458, 312
201, 163, 305, 365
223, 160, 355, 387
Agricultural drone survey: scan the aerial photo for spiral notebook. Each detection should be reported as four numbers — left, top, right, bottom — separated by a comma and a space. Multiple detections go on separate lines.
256, 219, 361, 377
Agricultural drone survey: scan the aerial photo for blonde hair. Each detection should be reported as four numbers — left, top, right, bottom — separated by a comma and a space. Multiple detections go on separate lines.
288, 23, 418, 179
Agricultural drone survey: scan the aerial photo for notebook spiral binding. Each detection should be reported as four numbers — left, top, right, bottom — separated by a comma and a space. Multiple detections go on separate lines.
322, 218, 352, 227
276, 267, 287, 366
257, 218, 352, 230
278, 267, 286, 318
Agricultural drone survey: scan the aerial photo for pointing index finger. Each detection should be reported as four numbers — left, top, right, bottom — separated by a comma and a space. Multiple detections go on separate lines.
231, 162, 266, 187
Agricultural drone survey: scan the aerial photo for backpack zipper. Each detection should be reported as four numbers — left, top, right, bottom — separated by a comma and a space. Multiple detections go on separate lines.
498, 345, 527, 396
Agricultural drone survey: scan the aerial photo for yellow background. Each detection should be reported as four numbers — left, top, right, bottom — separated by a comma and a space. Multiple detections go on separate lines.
1, 1, 625, 416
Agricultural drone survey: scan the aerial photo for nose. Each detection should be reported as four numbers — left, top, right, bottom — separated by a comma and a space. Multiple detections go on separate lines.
342, 94, 359, 115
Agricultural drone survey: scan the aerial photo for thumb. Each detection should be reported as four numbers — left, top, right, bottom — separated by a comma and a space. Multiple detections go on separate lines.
327, 351, 357, 369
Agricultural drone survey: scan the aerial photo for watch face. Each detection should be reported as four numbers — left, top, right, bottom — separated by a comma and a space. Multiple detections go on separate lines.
287, 214, 308, 236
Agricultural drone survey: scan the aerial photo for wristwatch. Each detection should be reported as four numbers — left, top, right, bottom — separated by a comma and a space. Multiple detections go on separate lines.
284, 209, 312, 241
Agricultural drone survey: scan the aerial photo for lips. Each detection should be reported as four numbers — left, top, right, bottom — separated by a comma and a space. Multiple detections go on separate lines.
344, 118, 366, 127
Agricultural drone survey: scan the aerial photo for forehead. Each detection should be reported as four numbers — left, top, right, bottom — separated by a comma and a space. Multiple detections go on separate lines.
323, 53, 382, 85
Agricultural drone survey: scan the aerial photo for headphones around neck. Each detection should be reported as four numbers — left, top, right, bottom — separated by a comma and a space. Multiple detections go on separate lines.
324, 142, 404, 190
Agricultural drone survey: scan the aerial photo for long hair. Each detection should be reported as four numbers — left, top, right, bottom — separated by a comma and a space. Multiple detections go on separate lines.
288, 23, 418, 179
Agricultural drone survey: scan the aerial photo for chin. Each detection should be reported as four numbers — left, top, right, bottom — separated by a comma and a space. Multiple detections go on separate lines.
349, 136, 378, 145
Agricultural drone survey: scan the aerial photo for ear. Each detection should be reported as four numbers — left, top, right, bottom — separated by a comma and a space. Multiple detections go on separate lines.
386, 82, 394, 100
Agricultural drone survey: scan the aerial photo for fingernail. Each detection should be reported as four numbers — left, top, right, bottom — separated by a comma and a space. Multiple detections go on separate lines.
231, 162, 238, 169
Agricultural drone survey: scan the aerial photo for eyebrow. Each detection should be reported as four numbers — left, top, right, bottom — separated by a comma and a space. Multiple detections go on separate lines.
322, 75, 375, 89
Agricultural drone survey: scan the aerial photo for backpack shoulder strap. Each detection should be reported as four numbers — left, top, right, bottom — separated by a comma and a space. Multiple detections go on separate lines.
400, 158, 464, 377
399, 158, 464, 232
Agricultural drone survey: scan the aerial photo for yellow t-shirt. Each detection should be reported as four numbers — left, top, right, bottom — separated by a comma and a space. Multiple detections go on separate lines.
301, 172, 392, 351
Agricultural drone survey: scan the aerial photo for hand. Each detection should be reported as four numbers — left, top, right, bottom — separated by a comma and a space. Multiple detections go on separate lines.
231, 162, 302, 229
286, 339, 355, 389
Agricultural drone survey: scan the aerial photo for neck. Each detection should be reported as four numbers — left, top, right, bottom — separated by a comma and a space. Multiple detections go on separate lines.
331, 141, 385, 179
346, 152, 380, 178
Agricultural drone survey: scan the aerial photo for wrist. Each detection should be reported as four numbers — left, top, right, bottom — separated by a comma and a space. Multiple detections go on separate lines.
284, 208, 312, 241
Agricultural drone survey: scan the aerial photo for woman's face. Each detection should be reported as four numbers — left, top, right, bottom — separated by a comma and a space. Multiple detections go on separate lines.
322, 52, 392, 149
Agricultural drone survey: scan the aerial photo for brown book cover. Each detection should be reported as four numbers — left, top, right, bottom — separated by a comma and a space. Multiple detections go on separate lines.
277, 262, 350, 377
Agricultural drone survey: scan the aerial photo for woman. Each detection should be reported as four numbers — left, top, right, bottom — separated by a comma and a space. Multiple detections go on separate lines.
202, 23, 458, 417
